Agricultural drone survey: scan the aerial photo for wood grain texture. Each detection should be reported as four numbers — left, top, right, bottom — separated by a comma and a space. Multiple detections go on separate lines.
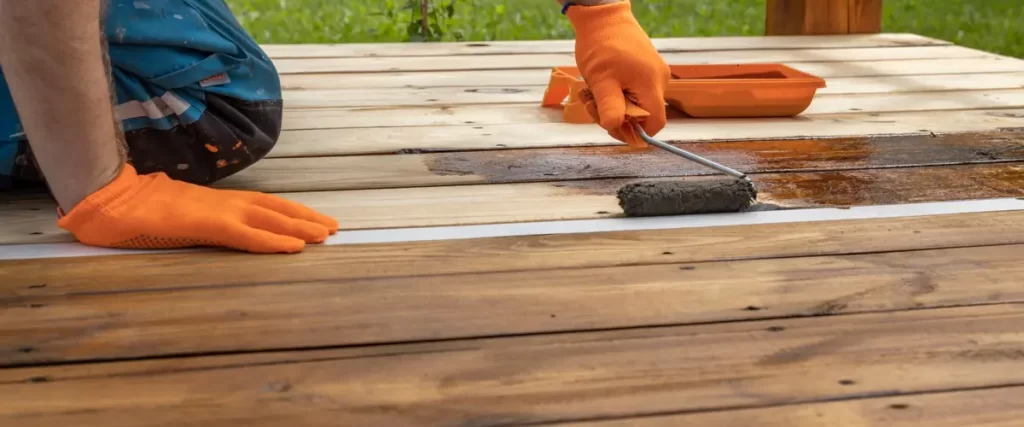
215, 131, 1024, 193
4, 304, 1024, 426
280, 72, 1024, 109
278, 89, 1024, 131
5, 163, 1023, 246
270, 45, 987, 74
3, 243, 1022, 366
278, 57, 1024, 90
266, 109, 1024, 157
765, 0, 881, 35
3, 35, 1021, 427
849, 0, 884, 33
767, 0, 849, 35
258, 33, 947, 59
552, 386, 1024, 426
2, 210, 1024, 296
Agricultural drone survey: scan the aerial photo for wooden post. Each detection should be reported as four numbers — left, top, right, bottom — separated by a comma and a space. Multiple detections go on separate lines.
766, 0, 882, 35
848, 0, 883, 33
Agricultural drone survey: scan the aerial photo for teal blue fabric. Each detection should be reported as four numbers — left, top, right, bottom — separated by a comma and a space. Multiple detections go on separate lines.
0, 0, 281, 177
0, 85, 18, 176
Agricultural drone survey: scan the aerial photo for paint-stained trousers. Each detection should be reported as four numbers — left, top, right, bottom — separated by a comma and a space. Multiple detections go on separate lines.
0, 0, 283, 190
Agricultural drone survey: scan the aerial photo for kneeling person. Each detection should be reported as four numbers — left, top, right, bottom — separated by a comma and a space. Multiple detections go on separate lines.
0, 0, 338, 253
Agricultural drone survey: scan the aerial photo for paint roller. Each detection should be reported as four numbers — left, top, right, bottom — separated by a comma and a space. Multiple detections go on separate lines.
583, 94, 777, 217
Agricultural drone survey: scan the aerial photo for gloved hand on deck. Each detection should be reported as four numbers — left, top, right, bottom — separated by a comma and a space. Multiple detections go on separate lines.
56, 164, 340, 254
566, 0, 671, 144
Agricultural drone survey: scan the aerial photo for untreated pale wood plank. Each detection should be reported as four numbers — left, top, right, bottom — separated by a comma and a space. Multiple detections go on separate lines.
280, 72, 1024, 110
270, 45, 988, 74
3, 243, 1022, 365
279, 89, 1024, 131
216, 131, 1024, 193
2, 209, 1024, 294
279, 57, 1024, 90
553, 386, 1024, 426
258, 33, 947, 59
6, 163, 1023, 246
3, 304, 1024, 426
266, 109, 1024, 157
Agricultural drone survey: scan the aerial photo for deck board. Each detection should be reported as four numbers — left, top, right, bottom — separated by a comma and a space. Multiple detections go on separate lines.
258, 33, 949, 58
4, 304, 1024, 426
551, 385, 1024, 426
3, 209, 1024, 294
281, 71, 1024, 109
3, 33, 1024, 426
264, 108, 1024, 157
277, 89, 1024, 130
279, 57, 1024, 90
5, 162, 1023, 246
213, 130, 1024, 193
4, 243, 1022, 365
269, 45, 990, 74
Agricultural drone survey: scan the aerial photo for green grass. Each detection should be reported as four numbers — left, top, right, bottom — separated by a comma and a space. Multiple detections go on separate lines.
225, 0, 1023, 58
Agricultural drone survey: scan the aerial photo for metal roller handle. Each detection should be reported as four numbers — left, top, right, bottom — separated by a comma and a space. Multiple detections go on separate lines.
631, 121, 749, 181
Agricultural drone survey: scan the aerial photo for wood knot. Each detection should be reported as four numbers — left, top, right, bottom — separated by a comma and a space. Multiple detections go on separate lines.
265, 380, 292, 393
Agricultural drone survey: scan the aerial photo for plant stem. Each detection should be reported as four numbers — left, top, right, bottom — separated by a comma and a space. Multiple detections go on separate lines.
420, 0, 429, 39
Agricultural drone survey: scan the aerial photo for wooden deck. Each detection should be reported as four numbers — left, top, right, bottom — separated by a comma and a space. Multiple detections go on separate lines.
3, 33, 1024, 425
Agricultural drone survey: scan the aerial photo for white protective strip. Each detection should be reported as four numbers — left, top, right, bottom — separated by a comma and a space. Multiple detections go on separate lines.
1, 198, 1022, 261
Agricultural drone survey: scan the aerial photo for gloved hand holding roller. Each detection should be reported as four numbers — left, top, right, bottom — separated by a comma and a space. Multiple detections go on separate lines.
561, 0, 671, 146
562, 0, 772, 217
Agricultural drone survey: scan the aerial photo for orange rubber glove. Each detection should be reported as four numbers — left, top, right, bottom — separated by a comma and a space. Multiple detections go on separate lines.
566, 0, 671, 146
56, 164, 339, 254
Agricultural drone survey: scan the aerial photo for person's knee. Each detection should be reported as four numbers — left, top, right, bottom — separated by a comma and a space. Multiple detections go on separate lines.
124, 93, 283, 186
205, 93, 283, 169
101, 0, 286, 186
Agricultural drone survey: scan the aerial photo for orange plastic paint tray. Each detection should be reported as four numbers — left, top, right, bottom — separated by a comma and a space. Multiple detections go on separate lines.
541, 63, 826, 122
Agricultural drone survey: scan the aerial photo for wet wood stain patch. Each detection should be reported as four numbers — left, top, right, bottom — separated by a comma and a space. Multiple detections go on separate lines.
548, 162, 1024, 208
423, 131, 1024, 185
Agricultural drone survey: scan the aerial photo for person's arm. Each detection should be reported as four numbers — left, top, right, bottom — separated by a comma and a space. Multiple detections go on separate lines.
0, 0, 124, 212
0, 0, 338, 254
